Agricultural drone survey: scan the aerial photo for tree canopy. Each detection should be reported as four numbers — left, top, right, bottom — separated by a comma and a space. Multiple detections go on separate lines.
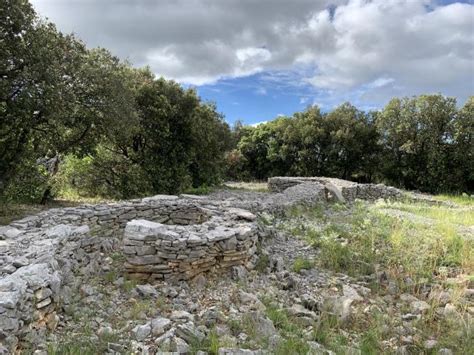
1, 0, 472, 203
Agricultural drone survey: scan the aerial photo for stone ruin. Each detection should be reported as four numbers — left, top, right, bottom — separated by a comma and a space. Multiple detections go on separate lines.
0, 177, 405, 352
268, 176, 403, 202
123, 209, 258, 282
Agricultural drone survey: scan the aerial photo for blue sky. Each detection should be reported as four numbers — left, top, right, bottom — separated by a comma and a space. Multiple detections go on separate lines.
32, 0, 474, 126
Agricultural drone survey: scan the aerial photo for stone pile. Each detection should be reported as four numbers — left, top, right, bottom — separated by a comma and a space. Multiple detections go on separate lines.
123, 208, 259, 281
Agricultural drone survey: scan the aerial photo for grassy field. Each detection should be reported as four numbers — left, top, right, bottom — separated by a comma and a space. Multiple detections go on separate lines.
279, 197, 474, 353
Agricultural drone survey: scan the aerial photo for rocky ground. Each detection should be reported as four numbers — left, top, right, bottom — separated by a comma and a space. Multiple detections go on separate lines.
2, 184, 472, 355
17, 188, 469, 355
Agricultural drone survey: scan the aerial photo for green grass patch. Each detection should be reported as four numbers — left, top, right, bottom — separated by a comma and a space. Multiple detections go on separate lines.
292, 257, 314, 273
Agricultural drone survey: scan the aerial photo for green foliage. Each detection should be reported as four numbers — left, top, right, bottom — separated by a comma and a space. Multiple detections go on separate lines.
1, 1, 231, 201
232, 95, 473, 193
292, 257, 314, 273
264, 301, 310, 354
3, 158, 50, 203
1, 0, 472, 202
377, 94, 472, 192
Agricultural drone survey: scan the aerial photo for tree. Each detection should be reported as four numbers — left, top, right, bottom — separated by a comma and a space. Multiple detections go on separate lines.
376, 95, 459, 192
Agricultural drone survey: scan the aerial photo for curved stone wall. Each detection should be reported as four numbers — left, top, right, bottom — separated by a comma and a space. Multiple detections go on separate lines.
123, 210, 258, 281
0, 196, 261, 352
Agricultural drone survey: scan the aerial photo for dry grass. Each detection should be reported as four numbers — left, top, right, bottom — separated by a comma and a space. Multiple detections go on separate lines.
223, 181, 268, 192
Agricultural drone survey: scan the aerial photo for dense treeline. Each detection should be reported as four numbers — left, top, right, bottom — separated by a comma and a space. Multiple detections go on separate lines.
228, 95, 473, 193
1, 0, 231, 202
1, 1, 472, 204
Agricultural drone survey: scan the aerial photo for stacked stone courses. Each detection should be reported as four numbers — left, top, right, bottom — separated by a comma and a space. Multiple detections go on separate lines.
0, 177, 407, 351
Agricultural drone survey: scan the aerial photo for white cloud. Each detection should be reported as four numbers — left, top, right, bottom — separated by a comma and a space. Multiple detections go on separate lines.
31, 0, 474, 106
250, 120, 268, 127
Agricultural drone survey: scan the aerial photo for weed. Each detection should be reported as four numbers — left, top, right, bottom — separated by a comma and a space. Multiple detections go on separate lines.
292, 257, 314, 273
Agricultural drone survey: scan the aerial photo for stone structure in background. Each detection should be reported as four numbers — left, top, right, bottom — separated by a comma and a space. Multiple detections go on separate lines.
0, 176, 406, 352
268, 176, 403, 202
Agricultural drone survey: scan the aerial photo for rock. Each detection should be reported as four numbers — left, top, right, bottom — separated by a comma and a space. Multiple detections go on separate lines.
342, 285, 363, 302
443, 303, 458, 318
247, 312, 276, 338
424, 339, 438, 349
301, 294, 319, 311
45, 312, 59, 330
281, 275, 297, 290
400, 293, 419, 303
324, 182, 345, 203
176, 322, 205, 343
269, 256, 284, 273
218, 349, 265, 355
97, 326, 114, 337
34, 288, 53, 302
132, 323, 151, 341
238, 290, 265, 311
1, 264, 16, 274
429, 289, 451, 305
108, 343, 125, 352
411, 300, 430, 314
401, 313, 420, 321
170, 310, 194, 322
12, 257, 29, 268
136, 284, 158, 298
227, 208, 257, 221
325, 293, 358, 322
0, 227, 22, 239
151, 317, 172, 336
80, 285, 96, 297
231, 266, 248, 280
171, 336, 190, 353
287, 304, 318, 319
438, 348, 453, 355
192, 274, 207, 290
36, 297, 52, 309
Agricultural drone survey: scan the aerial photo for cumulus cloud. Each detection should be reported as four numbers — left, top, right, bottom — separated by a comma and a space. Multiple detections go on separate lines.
31, 0, 474, 105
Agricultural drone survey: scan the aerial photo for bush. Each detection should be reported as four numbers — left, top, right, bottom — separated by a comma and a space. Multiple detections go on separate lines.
3, 159, 50, 203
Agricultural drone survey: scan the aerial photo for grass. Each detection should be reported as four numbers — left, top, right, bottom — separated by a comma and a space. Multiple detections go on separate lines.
265, 302, 309, 355
189, 328, 236, 354
292, 257, 314, 273
435, 193, 474, 206
384, 200, 474, 226
277, 197, 474, 353
183, 185, 217, 195
223, 181, 269, 192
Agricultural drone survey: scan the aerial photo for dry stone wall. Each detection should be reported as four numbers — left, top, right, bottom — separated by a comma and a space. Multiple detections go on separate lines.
268, 176, 403, 202
0, 176, 407, 352
123, 209, 258, 281
0, 196, 262, 351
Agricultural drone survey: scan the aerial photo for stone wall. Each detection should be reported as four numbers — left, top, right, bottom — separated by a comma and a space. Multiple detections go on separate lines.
268, 176, 403, 202
0, 196, 261, 352
0, 177, 406, 351
6, 195, 210, 236
123, 209, 258, 281
0, 224, 114, 351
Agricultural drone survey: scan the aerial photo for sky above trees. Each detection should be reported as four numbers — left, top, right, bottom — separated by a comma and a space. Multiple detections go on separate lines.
30, 0, 474, 125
